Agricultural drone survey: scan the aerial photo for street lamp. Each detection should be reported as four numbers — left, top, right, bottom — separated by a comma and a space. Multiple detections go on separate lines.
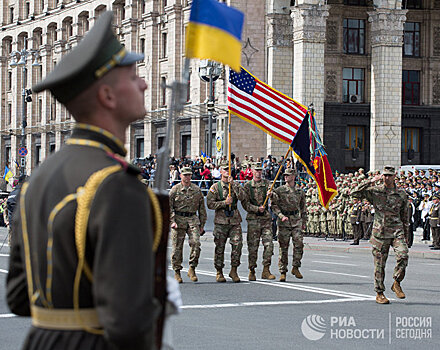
198, 60, 222, 159
9, 49, 41, 177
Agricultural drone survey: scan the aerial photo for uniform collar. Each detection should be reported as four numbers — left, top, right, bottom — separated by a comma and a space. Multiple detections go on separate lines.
70, 123, 126, 156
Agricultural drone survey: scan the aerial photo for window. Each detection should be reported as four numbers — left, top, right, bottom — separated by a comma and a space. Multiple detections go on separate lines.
50, 144, 56, 153
35, 145, 41, 166
8, 103, 12, 125
9, 7, 14, 24
26, 2, 30, 18
181, 134, 191, 157
5, 147, 11, 167
161, 77, 167, 106
186, 75, 191, 102
403, 0, 422, 9
161, 32, 167, 58
50, 96, 57, 120
402, 70, 420, 105
8, 71, 12, 90
38, 98, 42, 123
402, 128, 419, 152
404, 22, 420, 57
343, 19, 365, 55
157, 136, 164, 151
344, 0, 366, 4
140, 38, 145, 59
343, 68, 364, 103
136, 137, 144, 158
345, 126, 364, 150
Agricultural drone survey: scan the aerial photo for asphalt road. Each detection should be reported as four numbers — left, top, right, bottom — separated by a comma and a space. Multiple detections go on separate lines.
1, 223, 439, 349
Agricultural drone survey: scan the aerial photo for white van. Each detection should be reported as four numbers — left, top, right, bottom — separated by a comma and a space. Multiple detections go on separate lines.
399, 165, 440, 175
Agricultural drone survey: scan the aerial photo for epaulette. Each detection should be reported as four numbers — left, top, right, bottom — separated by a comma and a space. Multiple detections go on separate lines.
106, 151, 141, 175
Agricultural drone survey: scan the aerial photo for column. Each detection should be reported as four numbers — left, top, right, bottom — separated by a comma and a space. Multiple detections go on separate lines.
266, 0, 293, 157
368, 7, 407, 170
290, 0, 329, 136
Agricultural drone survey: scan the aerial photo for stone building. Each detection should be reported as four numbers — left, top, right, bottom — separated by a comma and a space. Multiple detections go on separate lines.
0, 0, 439, 176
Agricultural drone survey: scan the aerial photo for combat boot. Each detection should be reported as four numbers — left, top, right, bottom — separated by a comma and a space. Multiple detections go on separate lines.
391, 281, 406, 299
174, 271, 183, 284
229, 266, 241, 283
261, 266, 275, 280
187, 266, 198, 282
291, 267, 303, 279
248, 268, 256, 281
216, 268, 226, 283
376, 293, 390, 304
279, 273, 286, 282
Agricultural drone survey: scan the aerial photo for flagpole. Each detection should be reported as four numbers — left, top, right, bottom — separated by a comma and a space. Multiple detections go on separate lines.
228, 111, 232, 204
262, 146, 292, 207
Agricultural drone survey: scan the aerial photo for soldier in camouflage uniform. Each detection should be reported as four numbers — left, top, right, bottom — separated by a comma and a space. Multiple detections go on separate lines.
352, 166, 409, 304
350, 197, 362, 245
207, 163, 247, 283
242, 162, 275, 280
169, 167, 207, 283
271, 168, 306, 282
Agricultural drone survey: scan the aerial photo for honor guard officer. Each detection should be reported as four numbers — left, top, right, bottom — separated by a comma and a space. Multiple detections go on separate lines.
352, 166, 409, 304
242, 162, 275, 281
7, 12, 160, 349
271, 168, 307, 282
429, 194, 440, 250
207, 162, 247, 283
169, 167, 207, 283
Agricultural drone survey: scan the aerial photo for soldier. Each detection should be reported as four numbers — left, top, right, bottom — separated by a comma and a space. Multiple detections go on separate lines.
242, 162, 275, 280
271, 168, 307, 282
429, 194, 440, 250
350, 197, 362, 245
170, 167, 207, 283
352, 166, 409, 304
7, 12, 160, 348
207, 163, 247, 283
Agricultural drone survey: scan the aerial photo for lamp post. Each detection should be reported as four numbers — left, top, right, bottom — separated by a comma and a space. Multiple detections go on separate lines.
10, 49, 40, 177
198, 60, 222, 159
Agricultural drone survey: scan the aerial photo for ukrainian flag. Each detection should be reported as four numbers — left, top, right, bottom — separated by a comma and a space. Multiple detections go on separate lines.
3, 166, 13, 184
201, 151, 207, 163
186, 0, 244, 72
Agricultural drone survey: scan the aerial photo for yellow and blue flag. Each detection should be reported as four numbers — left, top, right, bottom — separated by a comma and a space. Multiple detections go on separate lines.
201, 151, 207, 163
186, 0, 244, 72
3, 166, 13, 184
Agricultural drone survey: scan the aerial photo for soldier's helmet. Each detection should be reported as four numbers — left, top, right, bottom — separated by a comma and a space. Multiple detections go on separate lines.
283, 168, 296, 176
219, 162, 229, 171
253, 162, 263, 170
180, 167, 193, 175
383, 166, 396, 175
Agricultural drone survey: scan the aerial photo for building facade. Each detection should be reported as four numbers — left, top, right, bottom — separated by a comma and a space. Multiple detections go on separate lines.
0, 0, 439, 177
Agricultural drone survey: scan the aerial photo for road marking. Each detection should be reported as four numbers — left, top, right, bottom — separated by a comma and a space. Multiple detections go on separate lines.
312, 253, 350, 259
0, 253, 9, 257
0, 268, 8, 274
203, 258, 231, 263
309, 269, 369, 279
422, 263, 440, 266
0, 314, 16, 318
181, 297, 371, 309
189, 268, 375, 299
312, 260, 358, 266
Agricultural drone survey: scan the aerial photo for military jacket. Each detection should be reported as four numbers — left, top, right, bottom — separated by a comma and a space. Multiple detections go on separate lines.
7, 126, 159, 349
429, 203, 440, 227
242, 179, 271, 220
352, 181, 409, 239
169, 182, 207, 228
207, 180, 246, 225
350, 203, 362, 224
271, 184, 306, 228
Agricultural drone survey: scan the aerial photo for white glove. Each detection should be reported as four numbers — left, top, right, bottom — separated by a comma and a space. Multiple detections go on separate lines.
167, 276, 182, 313
356, 222, 360, 225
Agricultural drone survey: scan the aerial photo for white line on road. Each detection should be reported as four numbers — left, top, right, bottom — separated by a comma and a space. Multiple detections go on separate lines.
0, 253, 10, 257
422, 263, 440, 266
0, 268, 8, 273
309, 269, 369, 279
312, 260, 358, 266
181, 297, 371, 309
189, 268, 375, 299
0, 314, 16, 318
203, 258, 231, 263
312, 253, 350, 259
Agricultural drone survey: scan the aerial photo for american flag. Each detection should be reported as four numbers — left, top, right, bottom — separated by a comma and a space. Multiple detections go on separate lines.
227, 67, 307, 144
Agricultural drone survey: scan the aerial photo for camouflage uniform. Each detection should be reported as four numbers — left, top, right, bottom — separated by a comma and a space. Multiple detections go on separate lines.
271, 183, 306, 273
169, 182, 207, 272
207, 180, 247, 269
352, 175, 409, 293
242, 178, 274, 269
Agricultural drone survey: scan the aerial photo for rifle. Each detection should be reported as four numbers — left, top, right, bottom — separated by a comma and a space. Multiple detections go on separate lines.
152, 59, 189, 350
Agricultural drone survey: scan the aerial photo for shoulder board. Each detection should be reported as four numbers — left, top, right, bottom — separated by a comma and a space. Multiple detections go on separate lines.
106, 151, 141, 175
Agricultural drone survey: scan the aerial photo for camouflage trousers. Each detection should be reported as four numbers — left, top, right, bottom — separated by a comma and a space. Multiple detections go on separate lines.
370, 234, 409, 293
247, 219, 274, 270
278, 227, 304, 273
171, 224, 201, 271
213, 223, 242, 269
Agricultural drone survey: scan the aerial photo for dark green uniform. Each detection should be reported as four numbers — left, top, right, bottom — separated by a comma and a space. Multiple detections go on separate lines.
7, 126, 159, 349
